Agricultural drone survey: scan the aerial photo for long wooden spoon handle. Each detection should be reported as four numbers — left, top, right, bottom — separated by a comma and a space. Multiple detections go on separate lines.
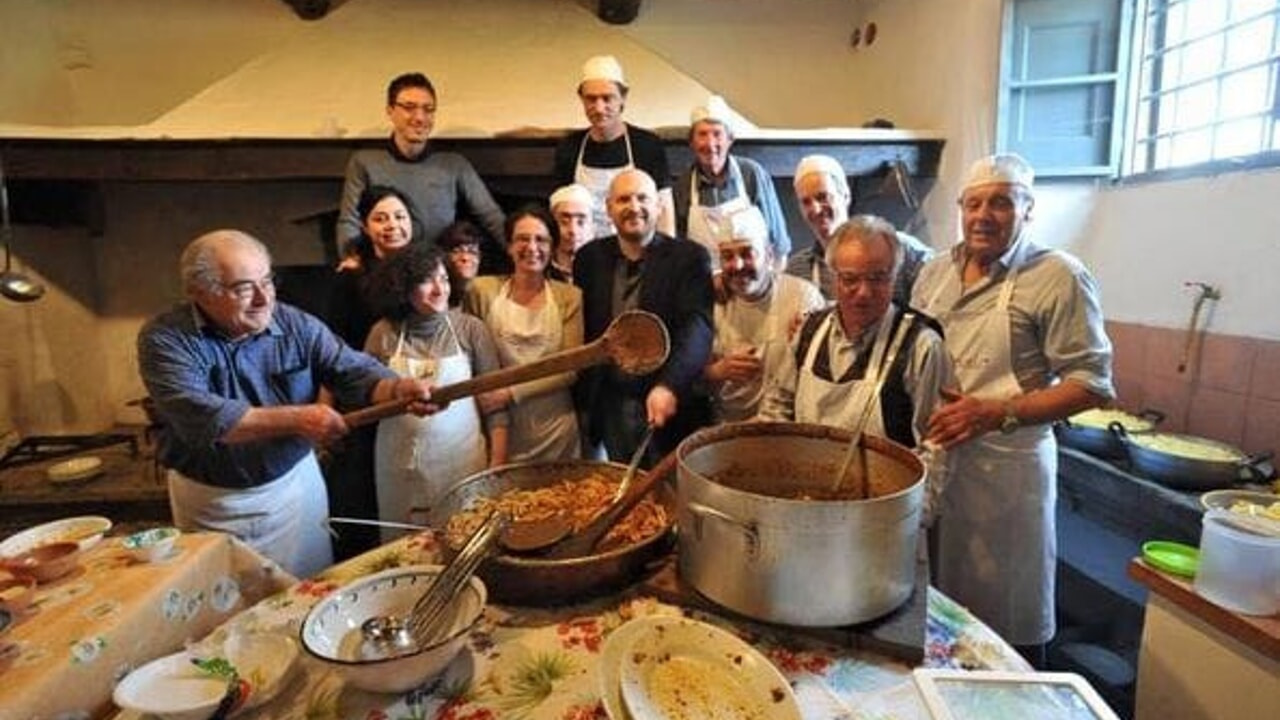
343, 338, 610, 428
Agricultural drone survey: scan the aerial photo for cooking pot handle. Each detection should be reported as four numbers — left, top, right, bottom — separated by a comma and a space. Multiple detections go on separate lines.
685, 501, 759, 559
1239, 450, 1275, 482
1108, 421, 1130, 442
1139, 408, 1165, 424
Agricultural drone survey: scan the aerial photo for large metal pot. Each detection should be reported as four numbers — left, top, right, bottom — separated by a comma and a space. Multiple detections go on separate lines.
1055, 408, 1163, 459
676, 422, 924, 627
426, 460, 675, 606
1115, 426, 1273, 490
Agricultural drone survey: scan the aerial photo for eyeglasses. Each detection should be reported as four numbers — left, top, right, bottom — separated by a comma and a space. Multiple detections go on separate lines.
218, 272, 278, 301
834, 271, 892, 289
448, 245, 480, 256
393, 102, 437, 115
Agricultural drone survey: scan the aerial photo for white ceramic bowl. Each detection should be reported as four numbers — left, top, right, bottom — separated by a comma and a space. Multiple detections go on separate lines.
300, 565, 486, 694
113, 632, 298, 719
0, 516, 112, 556
121, 527, 182, 562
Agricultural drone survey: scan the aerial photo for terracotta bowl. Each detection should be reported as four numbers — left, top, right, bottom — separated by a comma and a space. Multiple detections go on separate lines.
0, 575, 37, 614
2, 541, 81, 583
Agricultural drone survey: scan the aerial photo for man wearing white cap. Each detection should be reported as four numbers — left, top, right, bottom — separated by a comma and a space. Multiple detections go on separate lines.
546, 183, 595, 283
912, 153, 1113, 664
553, 55, 675, 239
673, 97, 791, 272
787, 154, 932, 306
704, 206, 822, 422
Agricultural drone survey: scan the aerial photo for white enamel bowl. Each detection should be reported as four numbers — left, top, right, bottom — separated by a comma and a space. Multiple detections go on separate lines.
121, 527, 182, 563
300, 565, 486, 694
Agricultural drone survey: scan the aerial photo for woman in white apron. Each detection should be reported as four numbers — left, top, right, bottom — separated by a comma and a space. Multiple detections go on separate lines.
464, 207, 583, 462
364, 244, 510, 541
918, 262, 1057, 647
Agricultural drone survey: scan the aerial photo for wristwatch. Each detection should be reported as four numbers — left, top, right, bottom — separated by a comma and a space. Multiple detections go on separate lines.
999, 400, 1021, 434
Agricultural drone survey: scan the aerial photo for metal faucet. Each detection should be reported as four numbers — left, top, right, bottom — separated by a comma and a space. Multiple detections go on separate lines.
1177, 282, 1222, 373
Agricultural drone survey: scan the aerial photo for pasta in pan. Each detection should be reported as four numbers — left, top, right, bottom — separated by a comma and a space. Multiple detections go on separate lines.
443, 474, 668, 553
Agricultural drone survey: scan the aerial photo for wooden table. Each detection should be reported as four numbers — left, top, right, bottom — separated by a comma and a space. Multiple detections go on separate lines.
1128, 558, 1280, 720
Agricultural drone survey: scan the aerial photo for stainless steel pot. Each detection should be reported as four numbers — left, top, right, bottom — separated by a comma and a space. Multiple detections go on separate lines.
1114, 426, 1273, 490
1055, 409, 1163, 459
426, 460, 675, 606
676, 422, 924, 627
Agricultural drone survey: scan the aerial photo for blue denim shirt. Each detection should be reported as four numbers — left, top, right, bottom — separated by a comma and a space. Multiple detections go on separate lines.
137, 302, 394, 488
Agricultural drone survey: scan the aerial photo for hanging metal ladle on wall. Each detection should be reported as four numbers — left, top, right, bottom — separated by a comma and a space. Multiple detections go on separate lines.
0, 157, 46, 303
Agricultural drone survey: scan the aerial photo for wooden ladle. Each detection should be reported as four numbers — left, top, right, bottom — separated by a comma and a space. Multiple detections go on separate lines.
343, 310, 670, 428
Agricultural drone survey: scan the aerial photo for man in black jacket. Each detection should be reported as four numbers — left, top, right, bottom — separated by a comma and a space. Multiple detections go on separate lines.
573, 169, 714, 465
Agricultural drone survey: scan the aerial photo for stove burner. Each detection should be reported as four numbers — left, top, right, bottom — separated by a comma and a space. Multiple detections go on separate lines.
0, 433, 139, 471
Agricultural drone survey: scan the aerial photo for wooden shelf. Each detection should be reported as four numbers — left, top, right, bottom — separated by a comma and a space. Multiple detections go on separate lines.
1128, 558, 1280, 661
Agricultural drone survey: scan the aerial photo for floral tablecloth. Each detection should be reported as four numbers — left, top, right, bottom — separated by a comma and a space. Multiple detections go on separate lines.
112, 531, 1028, 720
0, 532, 291, 720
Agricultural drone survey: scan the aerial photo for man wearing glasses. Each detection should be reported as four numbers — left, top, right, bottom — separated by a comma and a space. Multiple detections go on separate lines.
336, 72, 506, 262
137, 230, 436, 578
761, 215, 949, 456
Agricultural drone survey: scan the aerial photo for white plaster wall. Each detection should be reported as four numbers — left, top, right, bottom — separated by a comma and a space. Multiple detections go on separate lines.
0, 0, 1276, 438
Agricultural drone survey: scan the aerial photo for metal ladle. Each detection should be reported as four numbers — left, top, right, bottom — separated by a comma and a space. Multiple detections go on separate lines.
831, 315, 916, 498
343, 310, 670, 428
0, 158, 45, 303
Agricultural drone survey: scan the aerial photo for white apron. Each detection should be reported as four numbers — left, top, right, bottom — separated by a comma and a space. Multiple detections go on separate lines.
922, 263, 1057, 645
489, 280, 580, 461
574, 128, 634, 238
712, 282, 790, 423
686, 157, 751, 272
794, 308, 911, 433
374, 316, 486, 542
167, 452, 329, 579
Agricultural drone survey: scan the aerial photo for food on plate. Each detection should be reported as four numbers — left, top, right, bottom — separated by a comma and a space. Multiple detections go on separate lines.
444, 474, 667, 553
1067, 407, 1155, 431
1130, 433, 1245, 462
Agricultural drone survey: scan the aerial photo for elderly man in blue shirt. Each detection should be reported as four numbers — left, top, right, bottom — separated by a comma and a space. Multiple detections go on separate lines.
137, 229, 434, 577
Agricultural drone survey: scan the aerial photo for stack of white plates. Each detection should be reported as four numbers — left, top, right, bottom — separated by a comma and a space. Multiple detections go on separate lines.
598, 616, 801, 720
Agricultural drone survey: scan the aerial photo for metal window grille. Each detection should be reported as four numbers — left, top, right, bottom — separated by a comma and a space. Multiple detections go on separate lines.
1127, 0, 1280, 173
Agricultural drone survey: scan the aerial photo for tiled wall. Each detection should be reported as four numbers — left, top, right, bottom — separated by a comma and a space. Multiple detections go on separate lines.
1106, 321, 1280, 458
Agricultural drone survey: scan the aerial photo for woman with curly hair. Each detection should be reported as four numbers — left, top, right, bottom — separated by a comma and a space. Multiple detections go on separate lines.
363, 243, 509, 539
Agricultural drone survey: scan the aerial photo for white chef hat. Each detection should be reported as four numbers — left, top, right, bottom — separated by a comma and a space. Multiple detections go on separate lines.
961, 153, 1035, 191
720, 206, 769, 246
691, 95, 735, 131
793, 154, 849, 193
580, 55, 627, 88
549, 183, 593, 211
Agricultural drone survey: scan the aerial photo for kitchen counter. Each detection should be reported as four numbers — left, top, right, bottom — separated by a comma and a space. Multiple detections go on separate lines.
1128, 558, 1280, 720
0, 429, 170, 539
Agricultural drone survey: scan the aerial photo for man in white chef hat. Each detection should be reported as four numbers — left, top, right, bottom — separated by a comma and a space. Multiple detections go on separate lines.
552, 55, 674, 239
674, 96, 791, 272
704, 205, 823, 422
788, 153, 933, 306
911, 152, 1114, 667
546, 183, 595, 283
